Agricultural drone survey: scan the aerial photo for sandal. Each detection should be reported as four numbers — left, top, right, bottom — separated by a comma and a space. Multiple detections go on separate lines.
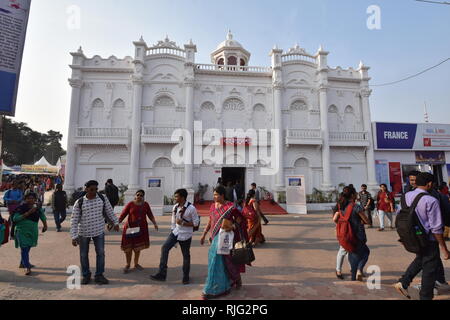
123, 265, 131, 274
25, 269, 32, 276
336, 271, 344, 280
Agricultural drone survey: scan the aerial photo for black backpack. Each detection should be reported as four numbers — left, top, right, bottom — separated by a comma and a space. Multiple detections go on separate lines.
76, 193, 114, 228
396, 193, 429, 254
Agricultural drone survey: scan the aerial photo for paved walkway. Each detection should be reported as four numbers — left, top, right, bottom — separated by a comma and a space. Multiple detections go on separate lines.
1, 212, 450, 300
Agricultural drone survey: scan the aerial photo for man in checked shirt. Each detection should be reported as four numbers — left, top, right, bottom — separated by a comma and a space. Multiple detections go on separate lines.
70, 180, 120, 285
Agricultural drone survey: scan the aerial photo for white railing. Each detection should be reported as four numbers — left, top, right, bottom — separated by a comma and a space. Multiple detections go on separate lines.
195, 64, 272, 73
287, 129, 322, 139
147, 47, 186, 58
330, 131, 368, 141
76, 128, 129, 138
142, 126, 178, 137
282, 53, 317, 64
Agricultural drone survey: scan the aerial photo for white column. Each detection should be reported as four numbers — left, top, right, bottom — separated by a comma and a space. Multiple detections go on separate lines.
274, 85, 285, 190
361, 89, 378, 192
319, 86, 333, 191
127, 78, 143, 194
184, 81, 194, 190
64, 79, 83, 195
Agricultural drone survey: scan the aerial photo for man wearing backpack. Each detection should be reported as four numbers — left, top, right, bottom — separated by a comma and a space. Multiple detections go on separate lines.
151, 189, 200, 285
394, 173, 450, 300
70, 180, 120, 285
401, 171, 450, 294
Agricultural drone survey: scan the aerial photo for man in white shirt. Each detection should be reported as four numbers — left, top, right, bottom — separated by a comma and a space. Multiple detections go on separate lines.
151, 189, 200, 285
70, 180, 120, 285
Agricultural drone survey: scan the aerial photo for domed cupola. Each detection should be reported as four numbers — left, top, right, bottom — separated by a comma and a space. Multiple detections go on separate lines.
211, 31, 251, 66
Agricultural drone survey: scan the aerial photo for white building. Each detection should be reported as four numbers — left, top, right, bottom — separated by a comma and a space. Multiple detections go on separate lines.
64, 32, 379, 202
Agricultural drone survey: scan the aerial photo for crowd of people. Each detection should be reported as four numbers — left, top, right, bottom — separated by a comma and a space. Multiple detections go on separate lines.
3, 169, 450, 300
0, 177, 268, 300
333, 171, 450, 300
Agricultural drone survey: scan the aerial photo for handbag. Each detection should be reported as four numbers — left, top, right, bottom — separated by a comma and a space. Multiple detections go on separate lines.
231, 222, 255, 265
125, 205, 143, 239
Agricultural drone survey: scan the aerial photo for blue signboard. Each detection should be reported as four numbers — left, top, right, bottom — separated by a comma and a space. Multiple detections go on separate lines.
0, 0, 32, 116
376, 122, 418, 150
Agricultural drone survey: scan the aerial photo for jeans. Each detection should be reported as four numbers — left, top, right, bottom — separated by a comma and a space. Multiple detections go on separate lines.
79, 234, 105, 278
20, 247, 31, 268
158, 232, 192, 278
53, 209, 67, 230
336, 246, 349, 273
378, 210, 393, 229
348, 243, 370, 281
399, 241, 440, 300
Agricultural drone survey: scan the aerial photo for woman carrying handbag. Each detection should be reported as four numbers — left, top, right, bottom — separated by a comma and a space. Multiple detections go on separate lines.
119, 190, 158, 273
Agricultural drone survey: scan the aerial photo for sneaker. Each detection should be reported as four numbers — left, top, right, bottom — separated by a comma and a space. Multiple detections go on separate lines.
81, 276, 91, 285
94, 275, 109, 285
412, 284, 439, 296
183, 276, 190, 285
435, 281, 450, 290
394, 282, 411, 299
150, 274, 166, 282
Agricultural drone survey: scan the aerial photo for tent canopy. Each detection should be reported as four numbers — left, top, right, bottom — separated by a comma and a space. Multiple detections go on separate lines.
34, 156, 52, 167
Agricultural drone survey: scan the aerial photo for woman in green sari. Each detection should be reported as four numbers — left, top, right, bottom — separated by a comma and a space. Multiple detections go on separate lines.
13, 192, 47, 275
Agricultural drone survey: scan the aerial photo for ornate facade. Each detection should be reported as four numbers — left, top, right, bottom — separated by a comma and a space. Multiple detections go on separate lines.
65, 32, 378, 203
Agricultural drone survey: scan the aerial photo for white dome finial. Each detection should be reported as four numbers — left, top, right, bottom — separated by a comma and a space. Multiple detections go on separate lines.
227, 30, 233, 40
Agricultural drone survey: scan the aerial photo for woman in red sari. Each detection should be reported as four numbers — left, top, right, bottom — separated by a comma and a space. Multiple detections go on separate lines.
200, 186, 248, 300
242, 189, 266, 246
119, 190, 158, 273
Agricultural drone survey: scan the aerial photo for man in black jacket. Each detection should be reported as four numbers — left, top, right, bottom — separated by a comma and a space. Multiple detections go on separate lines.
104, 179, 119, 209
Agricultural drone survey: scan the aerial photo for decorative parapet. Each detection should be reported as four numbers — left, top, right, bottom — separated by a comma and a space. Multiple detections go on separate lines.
281, 44, 317, 65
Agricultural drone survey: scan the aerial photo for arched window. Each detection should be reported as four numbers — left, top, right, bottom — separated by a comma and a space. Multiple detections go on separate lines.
90, 99, 105, 127
344, 105, 356, 131
113, 99, 125, 108
328, 105, 339, 131
200, 102, 216, 129
112, 99, 126, 128
223, 98, 245, 129
153, 157, 172, 168
240, 59, 246, 66
92, 98, 104, 108
290, 99, 308, 129
227, 56, 237, 65
253, 104, 266, 129
154, 95, 176, 126
217, 58, 224, 65
155, 95, 175, 107
328, 105, 338, 113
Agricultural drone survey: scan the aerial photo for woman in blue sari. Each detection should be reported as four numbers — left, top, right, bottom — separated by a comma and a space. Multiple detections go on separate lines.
200, 186, 248, 300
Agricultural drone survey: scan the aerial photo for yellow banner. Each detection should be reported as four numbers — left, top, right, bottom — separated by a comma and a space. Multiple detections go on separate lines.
21, 165, 58, 174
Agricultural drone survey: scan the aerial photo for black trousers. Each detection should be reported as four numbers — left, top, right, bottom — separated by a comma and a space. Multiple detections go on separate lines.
158, 232, 191, 278
399, 241, 440, 300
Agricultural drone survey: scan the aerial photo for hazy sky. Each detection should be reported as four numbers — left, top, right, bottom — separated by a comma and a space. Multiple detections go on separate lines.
11, 0, 450, 149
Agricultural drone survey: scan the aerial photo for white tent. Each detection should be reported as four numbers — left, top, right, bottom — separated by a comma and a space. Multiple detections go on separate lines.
34, 156, 52, 167
2, 163, 14, 171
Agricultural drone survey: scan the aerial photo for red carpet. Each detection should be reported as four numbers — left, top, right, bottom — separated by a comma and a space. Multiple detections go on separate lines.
194, 200, 288, 217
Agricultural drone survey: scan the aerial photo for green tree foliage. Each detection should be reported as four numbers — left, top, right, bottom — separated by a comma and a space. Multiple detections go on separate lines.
2, 117, 66, 166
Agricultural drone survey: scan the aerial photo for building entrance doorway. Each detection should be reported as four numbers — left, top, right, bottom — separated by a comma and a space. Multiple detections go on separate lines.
222, 167, 246, 200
